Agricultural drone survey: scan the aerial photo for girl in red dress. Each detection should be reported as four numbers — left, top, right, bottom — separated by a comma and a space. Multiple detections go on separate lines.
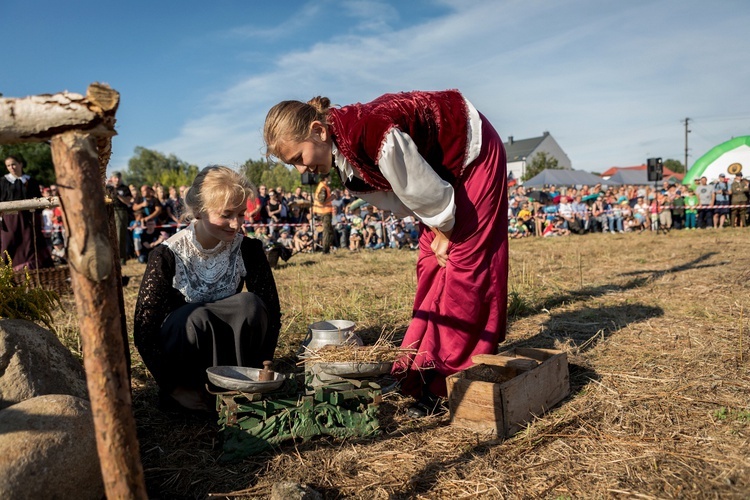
264, 90, 508, 416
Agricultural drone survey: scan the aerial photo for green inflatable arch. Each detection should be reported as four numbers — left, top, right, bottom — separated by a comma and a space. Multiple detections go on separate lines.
683, 136, 750, 185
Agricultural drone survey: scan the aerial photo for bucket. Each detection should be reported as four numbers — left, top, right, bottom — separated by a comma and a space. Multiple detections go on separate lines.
298, 319, 363, 357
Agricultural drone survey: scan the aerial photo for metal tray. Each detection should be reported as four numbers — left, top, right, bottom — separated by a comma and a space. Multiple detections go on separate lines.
206, 366, 285, 392
317, 361, 393, 378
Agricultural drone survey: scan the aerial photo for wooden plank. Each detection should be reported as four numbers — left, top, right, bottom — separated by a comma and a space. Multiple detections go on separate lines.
447, 372, 504, 436
500, 352, 570, 436
471, 354, 539, 371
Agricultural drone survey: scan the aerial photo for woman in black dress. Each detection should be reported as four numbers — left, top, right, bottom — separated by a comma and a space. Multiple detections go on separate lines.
134, 166, 281, 412
1, 155, 53, 271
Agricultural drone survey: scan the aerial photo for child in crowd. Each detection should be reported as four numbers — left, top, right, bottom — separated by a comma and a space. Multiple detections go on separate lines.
364, 224, 383, 250
349, 228, 363, 251
138, 219, 169, 264
684, 189, 699, 229
129, 210, 145, 260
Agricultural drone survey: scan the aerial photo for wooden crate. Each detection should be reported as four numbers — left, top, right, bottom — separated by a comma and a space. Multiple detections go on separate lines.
446, 347, 570, 437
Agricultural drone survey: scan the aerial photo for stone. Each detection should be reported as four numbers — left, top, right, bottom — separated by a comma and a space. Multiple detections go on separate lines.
0, 394, 104, 500
0, 319, 88, 410
270, 481, 322, 500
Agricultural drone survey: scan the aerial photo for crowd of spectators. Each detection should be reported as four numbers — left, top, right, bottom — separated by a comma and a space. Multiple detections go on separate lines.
243, 184, 420, 254
94, 179, 423, 264
24, 171, 749, 267
508, 173, 750, 238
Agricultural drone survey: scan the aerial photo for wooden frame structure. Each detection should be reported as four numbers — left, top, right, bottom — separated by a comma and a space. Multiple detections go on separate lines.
0, 84, 147, 498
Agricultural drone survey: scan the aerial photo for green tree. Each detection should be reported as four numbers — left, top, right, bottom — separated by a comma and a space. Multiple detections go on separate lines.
0, 143, 56, 186
522, 151, 560, 181
261, 163, 302, 193
125, 147, 198, 187
240, 159, 271, 187
663, 158, 684, 174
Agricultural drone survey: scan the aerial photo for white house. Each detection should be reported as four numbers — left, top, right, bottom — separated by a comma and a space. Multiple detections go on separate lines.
504, 131, 571, 182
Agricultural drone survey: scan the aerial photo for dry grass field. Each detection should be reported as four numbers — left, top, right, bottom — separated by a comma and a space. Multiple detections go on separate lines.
52, 228, 750, 499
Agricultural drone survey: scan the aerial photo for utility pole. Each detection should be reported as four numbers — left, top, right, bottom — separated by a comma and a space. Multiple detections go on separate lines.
684, 117, 691, 172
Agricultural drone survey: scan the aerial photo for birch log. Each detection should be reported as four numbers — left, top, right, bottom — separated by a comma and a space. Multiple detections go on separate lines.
50, 131, 147, 499
0, 83, 118, 174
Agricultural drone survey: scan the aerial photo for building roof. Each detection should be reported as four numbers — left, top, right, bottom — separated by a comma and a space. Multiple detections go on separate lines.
601, 164, 684, 180
504, 132, 549, 162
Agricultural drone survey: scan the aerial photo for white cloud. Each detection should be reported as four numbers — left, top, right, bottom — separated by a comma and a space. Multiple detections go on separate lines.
116, 0, 750, 173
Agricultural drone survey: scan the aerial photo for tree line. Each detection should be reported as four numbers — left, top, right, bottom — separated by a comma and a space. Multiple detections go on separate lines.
2, 143, 684, 189
0, 143, 324, 192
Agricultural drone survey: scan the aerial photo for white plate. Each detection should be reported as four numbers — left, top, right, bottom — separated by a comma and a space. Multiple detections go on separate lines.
317, 361, 392, 378
206, 366, 285, 392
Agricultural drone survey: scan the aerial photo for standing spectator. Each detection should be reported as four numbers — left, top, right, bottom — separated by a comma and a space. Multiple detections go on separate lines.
684, 189, 699, 229
712, 173, 730, 229
165, 186, 185, 231
107, 171, 133, 265
129, 210, 145, 260
671, 190, 685, 230
266, 189, 282, 226
313, 173, 334, 253
695, 176, 714, 228
257, 185, 270, 224
133, 185, 162, 223
657, 191, 672, 230
245, 186, 263, 230
729, 173, 748, 227
1, 155, 53, 271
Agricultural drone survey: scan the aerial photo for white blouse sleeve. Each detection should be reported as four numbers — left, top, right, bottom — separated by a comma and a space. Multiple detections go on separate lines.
377, 128, 456, 232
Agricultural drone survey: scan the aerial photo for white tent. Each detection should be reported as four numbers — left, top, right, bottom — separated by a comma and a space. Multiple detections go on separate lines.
523, 169, 613, 187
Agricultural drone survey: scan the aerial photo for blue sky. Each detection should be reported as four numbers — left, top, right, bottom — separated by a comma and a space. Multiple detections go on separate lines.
4, 0, 749, 175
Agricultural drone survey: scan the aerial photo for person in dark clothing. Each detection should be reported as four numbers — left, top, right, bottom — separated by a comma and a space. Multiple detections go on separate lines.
133, 166, 281, 412
1, 155, 53, 271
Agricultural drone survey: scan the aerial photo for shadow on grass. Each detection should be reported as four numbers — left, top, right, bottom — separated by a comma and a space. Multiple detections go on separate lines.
509, 251, 718, 325
392, 300, 664, 498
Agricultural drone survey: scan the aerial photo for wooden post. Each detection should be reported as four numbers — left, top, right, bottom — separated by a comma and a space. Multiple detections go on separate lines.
50, 131, 147, 499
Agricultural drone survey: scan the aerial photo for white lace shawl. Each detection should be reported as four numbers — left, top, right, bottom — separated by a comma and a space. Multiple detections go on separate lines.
164, 221, 246, 303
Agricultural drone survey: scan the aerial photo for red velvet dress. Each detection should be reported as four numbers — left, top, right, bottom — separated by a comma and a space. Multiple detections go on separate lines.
329, 91, 508, 398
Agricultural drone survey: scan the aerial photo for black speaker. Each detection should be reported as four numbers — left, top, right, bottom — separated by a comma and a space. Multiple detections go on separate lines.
647, 157, 663, 182
301, 172, 319, 185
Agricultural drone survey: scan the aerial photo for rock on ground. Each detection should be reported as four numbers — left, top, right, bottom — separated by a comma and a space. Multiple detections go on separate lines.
0, 319, 88, 410
270, 481, 322, 500
0, 394, 104, 500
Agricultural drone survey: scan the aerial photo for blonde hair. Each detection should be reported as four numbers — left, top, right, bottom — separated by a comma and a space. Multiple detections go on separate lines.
184, 166, 255, 220
263, 96, 331, 159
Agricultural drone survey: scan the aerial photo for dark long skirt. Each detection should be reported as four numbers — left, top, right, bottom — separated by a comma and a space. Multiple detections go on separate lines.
0, 211, 53, 271
157, 292, 272, 406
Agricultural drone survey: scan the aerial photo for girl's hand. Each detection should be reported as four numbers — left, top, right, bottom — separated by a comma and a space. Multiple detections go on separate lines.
430, 227, 452, 267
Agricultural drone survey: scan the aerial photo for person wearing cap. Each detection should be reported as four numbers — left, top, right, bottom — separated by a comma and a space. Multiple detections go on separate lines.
695, 176, 714, 229
730, 172, 748, 227
712, 173, 730, 228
